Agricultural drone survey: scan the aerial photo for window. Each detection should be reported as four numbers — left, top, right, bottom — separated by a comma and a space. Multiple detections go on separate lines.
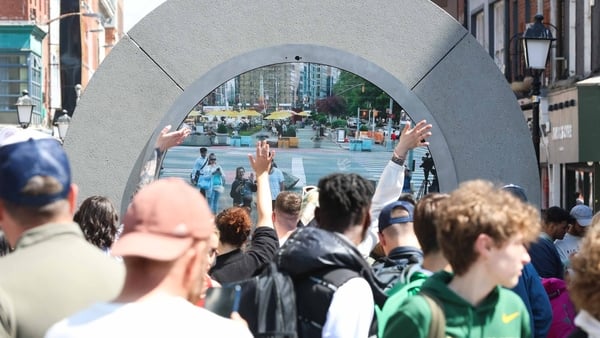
493, 1, 505, 72
474, 11, 488, 53
0, 53, 29, 112
0, 52, 42, 123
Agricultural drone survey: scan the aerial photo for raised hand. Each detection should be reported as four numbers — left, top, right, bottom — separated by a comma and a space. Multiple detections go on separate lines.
394, 119, 433, 159
248, 141, 273, 177
156, 124, 191, 152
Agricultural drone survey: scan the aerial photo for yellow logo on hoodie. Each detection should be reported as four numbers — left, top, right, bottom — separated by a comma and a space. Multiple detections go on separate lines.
502, 311, 520, 324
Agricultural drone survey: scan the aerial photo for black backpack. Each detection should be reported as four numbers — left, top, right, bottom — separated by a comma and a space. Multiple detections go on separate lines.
294, 267, 378, 338
232, 262, 298, 338
372, 251, 422, 293
232, 263, 376, 338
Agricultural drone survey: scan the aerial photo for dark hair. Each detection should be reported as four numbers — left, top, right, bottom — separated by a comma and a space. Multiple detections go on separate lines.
0, 233, 11, 256
215, 207, 252, 247
397, 193, 417, 206
544, 206, 571, 223
413, 193, 449, 255
73, 195, 119, 250
316, 173, 374, 233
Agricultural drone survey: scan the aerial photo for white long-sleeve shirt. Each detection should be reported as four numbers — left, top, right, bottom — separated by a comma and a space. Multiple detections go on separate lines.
357, 160, 406, 257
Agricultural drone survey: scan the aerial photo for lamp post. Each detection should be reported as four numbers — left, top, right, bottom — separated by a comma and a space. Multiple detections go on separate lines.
15, 90, 35, 129
521, 14, 554, 171
57, 113, 71, 142
41, 12, 102, 25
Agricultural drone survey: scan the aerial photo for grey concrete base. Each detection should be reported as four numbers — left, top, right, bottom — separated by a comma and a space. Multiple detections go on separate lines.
65, 0, 540, 214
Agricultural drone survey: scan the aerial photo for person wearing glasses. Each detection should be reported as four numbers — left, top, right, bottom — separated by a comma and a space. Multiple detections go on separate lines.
205, 153, 225, 214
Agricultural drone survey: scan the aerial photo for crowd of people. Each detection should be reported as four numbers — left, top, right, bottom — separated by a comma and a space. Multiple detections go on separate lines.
0, 118, 599, 338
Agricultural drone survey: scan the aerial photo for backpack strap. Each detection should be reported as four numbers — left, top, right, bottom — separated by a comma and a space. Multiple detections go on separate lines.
420, 291, 446, 338
295, 268, 360, 336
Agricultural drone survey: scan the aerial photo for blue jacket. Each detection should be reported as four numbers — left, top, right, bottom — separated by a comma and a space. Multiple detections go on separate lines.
528, 234, 564, 279
511, 263, 552, 338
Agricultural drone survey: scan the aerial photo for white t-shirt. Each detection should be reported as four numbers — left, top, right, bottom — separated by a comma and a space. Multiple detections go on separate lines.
555, 233, 583, 266
359, 160, 406, 256
322, 277, 375, 338
45, 294, 252, 338
268, 167, 285, 200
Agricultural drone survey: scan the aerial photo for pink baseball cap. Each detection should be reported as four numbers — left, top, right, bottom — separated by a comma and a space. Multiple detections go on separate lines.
112, 178, 215, 261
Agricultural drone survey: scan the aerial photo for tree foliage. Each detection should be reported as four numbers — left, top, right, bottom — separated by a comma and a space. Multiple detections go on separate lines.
315, 96, 346, 117
332, 70, 404, 125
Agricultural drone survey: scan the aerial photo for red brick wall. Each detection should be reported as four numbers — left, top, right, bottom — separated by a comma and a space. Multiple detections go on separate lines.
0, 0, 48, 22
0, 0, 29, 20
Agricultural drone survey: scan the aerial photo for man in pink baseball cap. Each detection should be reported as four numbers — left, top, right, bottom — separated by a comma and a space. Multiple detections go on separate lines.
46, 178, 252, 337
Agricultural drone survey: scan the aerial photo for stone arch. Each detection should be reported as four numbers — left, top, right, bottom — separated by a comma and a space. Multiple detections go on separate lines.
66, 0, 539, 212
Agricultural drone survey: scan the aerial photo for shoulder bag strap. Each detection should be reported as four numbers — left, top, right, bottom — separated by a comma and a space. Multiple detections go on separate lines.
420, 291, 446, 338
200, 158, 208, 170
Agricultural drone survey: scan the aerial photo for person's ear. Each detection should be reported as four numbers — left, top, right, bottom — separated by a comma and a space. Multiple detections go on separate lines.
474, 233, 493, 258
68, 184, 79, 214
182, 244, 202, 283
360, 209, 371, 240
378, 232, 386, 247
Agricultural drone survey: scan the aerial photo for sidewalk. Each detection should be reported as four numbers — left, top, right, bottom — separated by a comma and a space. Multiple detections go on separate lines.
247, 126, 392, 152
327, 129, 392, 153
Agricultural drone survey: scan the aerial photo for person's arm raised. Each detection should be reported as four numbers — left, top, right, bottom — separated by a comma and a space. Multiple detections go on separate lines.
248, 141, 274, 228
391, 120, 432, 166
358, 120, 433, 256
135, 124, 191, 197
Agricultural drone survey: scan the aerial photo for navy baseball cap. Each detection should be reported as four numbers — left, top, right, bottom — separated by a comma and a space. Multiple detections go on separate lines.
378, 200, 414, 233
502, 184, 528, 202
0, 129, 71, 206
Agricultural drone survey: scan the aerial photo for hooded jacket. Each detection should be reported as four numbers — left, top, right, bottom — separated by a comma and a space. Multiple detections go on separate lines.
382, 271, 531, 338
276, 226, 387, 307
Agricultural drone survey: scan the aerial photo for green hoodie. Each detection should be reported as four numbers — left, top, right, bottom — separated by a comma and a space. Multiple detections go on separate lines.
382, 271, 531, 338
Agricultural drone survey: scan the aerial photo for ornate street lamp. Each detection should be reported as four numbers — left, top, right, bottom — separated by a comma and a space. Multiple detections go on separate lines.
15, 90, 35, 129
57, 113, 71, 142
521, 14, 555, 170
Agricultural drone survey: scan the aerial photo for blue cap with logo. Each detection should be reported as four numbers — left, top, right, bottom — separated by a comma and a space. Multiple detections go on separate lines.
0, 129, 71, 206
378, 200, 414, 233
